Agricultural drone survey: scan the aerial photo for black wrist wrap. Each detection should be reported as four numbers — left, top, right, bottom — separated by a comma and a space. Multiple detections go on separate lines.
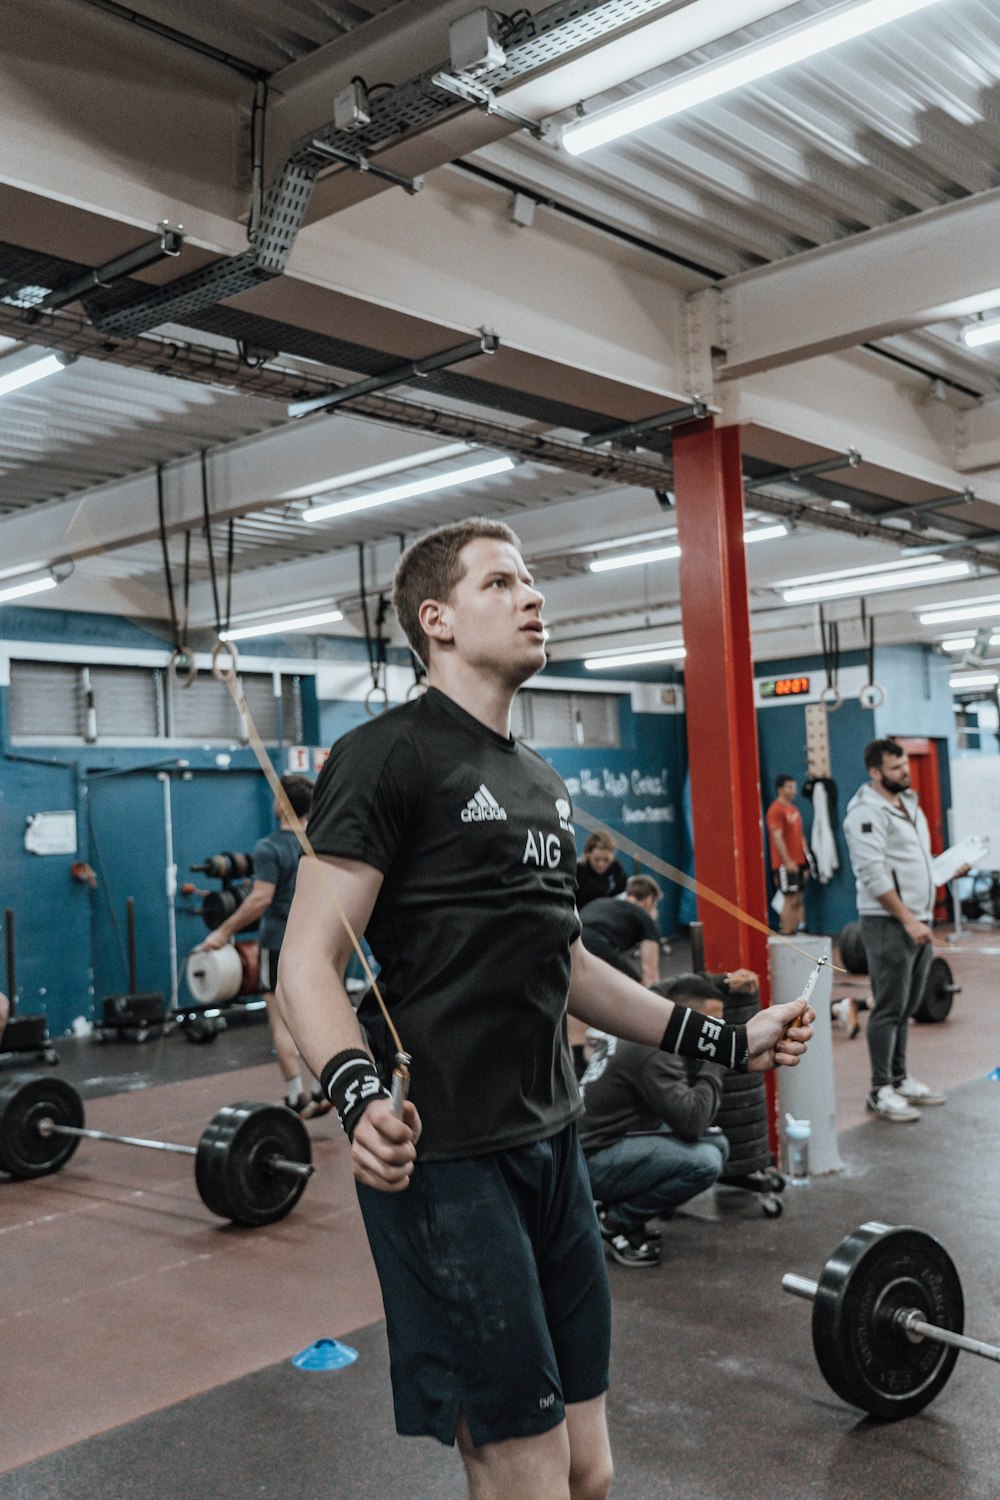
660, 1005, 750, 1072
320, 1048, 390, 1140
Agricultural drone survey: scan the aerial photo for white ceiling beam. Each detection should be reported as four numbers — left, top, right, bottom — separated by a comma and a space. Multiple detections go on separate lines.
954, 399, 1000, 476
712, 187, 1000, 379
729, 349, 1000, 504
0, 415, 459, 572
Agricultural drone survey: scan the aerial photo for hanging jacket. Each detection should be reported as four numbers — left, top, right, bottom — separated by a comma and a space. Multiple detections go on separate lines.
842, 783, 935, 920
809, 780, 839, 885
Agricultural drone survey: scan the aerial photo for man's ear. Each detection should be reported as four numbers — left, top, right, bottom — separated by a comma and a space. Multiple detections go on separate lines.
419, 597, 452, 644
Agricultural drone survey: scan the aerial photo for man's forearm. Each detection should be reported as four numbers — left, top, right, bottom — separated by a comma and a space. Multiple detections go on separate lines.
874, 887, 915, 924
568, 943, 674, 1044
276, 947, 369, 1079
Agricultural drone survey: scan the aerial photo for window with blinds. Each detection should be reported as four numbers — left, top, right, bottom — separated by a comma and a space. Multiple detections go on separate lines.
8, 660, 301, 746
514, 689, 620, 748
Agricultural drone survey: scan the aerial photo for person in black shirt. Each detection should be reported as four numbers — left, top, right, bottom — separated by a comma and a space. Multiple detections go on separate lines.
580, 975, 729, 1268
579, 876, 663, 985
575, 832, 627, 909
278, 517, 814, 1500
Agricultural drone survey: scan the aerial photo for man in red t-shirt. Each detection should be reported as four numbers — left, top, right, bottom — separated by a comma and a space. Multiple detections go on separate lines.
766, 774, 807, 935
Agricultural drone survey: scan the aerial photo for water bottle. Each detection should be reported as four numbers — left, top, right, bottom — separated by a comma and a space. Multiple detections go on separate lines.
784, 1113, 811, 1186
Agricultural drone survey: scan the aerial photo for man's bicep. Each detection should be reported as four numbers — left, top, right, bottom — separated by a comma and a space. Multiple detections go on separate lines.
284, 854, 384, 968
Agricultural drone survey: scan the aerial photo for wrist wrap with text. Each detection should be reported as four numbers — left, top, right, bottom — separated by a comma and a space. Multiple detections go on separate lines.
660, 1005, 749, 1071
320, 1049, 390, 1140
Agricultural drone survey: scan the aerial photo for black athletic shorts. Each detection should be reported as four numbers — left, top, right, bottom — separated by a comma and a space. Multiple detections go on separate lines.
356, 1121, 611, 1448
774, 865, 807, 895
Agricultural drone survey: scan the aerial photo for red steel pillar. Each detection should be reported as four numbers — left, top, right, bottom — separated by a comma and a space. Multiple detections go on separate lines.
672, 420, 770, 997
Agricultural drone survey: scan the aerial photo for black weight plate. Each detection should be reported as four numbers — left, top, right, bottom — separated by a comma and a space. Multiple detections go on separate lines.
811, 1221, 962, 1420
716, 1102, 768, 1129
0, 1074, 84, 1178
721, 1074, 766, 1097
720, 1121, 768, 1145
195, 1103, 311, 1227
913, 958, 955, 1024
838, 923, 868, 975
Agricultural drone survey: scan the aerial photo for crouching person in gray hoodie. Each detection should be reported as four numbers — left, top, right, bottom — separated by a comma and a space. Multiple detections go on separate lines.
843, 739, 952, 1123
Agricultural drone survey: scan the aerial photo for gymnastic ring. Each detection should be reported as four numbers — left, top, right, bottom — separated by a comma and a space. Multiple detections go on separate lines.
406, 680, 428, 701
211, 639, 239, 684
820, 686, 842, 712
169, 646, 197, 688
859, 682, 886, 710
364, 685, 390, 716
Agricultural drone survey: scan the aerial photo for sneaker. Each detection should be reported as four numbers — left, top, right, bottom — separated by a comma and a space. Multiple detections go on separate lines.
866, 1085, 920, 1123
286, 1091, 333, 1119
833, 997, 860, 1039
598, 1208, 661, 1245
894, 1076, 946, 1106
606, 1227, 660, 1268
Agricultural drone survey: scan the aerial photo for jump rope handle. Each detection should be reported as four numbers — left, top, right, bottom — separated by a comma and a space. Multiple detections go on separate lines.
390, 1051, 412, 1119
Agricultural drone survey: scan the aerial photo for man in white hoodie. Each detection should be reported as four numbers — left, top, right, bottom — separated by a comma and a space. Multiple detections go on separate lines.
842, 739, 952, 1123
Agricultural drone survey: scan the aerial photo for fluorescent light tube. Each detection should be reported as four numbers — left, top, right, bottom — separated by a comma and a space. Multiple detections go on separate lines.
584, 643, 686, 669
221, 608, 344, 641
302, 455, 515, 523
949, 672, 998, 689
963, 320, 1000, 349
744, 524, 788, 544
783, 561, 969, 603
919, 597, 1000, 625
0, 352, 73, 399
940, 634, 1000, 652
563, 0, 947, 154
776, 554, 943, 589
0, 575, 59, 604
590, 523, 787, 571
589, 544, 681, 573
279, 443, 472, 502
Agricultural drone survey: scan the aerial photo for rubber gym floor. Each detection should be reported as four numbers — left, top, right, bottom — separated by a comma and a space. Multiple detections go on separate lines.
2, 932, 998, 1500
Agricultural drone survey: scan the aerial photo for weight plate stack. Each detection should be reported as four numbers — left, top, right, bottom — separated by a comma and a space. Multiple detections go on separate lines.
194, 1103, 311, 1227
0, 1074, 84, 1178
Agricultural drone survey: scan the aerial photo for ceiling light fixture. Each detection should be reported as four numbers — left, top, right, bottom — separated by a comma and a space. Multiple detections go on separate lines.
939, 634, 1000, 652
949, 671, 999, 690
589, 544, 681, 573
584, 642, 686, 670
589, 522, 788, 573
919, 596, 1000, 626
0, 351, 76, 400
963, 319, 1000, 349
220, 608, 345, 642
0, 575, 60, 604
562, 0, 948, 155
302, 455, 516, 524
279, 442, 472, 502
776, 554, 944, 589
782, 561, 969, 604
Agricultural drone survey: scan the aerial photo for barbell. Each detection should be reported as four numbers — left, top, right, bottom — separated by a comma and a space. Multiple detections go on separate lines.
783, 1221, 999, 1420
0, 1074, 313, 1228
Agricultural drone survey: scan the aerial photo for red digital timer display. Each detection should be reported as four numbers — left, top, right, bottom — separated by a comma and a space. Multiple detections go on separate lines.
759, 676, 811, 698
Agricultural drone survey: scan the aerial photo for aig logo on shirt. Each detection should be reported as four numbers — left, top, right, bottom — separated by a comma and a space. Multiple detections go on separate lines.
522, 828, 563, 869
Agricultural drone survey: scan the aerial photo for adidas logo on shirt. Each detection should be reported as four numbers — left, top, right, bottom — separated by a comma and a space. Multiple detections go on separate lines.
461, 784, 508, 822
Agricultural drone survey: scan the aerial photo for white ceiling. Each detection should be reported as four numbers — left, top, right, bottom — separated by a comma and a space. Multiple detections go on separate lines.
2, 0, 1000, 675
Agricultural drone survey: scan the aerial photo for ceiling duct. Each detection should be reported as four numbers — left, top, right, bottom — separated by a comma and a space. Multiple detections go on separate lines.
79, 0, 676, 338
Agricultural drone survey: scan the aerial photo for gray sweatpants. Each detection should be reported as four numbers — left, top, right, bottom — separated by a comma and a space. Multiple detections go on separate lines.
859, 915, 933, 1091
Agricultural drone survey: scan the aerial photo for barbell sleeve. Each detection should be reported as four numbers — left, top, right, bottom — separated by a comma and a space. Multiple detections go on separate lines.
783, 1270, 1000, 1365
782, 1274, 818, 1301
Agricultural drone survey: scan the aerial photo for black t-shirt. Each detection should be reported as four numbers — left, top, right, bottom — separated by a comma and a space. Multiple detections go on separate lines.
574, 858, 627, 909
580, 896, 659, 955
307, 687, 582, 1161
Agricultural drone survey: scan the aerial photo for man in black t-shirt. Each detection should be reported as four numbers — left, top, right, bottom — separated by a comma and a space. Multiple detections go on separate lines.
580, 876, 663, 985
278, 517, 814, 1500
